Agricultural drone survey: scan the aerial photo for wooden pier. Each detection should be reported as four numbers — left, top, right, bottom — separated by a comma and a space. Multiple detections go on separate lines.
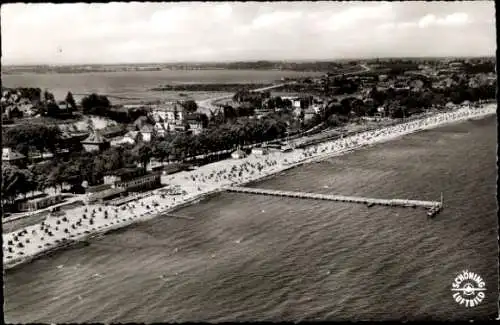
225, 186, 443, 215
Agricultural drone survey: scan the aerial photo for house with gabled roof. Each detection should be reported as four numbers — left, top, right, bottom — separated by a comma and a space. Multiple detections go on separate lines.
139, 124, 154, 142
81, 129, 110, 152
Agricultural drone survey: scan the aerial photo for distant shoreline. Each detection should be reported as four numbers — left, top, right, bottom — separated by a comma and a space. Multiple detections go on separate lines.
150, 83, 274, 92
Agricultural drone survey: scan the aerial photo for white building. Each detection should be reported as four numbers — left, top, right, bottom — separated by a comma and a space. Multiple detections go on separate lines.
153, 122, 168, 137
2, 147, 25, 163
231, 149, 247, 159
291, 98, 302, 109
187, 120, 203, 135
139, 124, 154, 142
151, 102, 186, 125
251, 147, 268, 156
110, 136, 135, 147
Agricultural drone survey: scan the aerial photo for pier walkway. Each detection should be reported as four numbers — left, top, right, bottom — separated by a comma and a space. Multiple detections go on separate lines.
225, 186, 442, 210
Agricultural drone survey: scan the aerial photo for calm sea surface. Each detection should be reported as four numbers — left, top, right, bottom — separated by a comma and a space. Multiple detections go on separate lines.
4, 115, 498, 322
1, 69, 321, 103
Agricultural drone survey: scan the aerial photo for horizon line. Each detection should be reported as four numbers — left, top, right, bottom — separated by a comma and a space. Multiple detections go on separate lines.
1, 55, 495, 67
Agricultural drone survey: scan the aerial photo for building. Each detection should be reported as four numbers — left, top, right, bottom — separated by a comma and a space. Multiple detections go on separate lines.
152, 102, 186, 125
153, 121, 169, 137
132, 116, 149, 130
103, 175, 122, 185
87, 187, 126, 204
149, 102, 189, 134
376, 106, 386, 117
81, 130, 110, 152
110, 135, 135, 147
2, 147, 27, 167
468, 78, 481, 89
254, 108, 273, 119
409, 79, 425, 90
187, 119, 203, 135
159, 164, 187, 185
304, 107, 317, 121
139, 124, 154, 142
311, 100, 324, 114
379, 74, 388, 82
231, 149, 247, 159
17, 194, 64, 212
251, 147, 269, 156
115, 173, 161, 192
294, 106, 304, 119
445, 102, 456, 110
291, 98, 302, 109
449, 62, 464, 71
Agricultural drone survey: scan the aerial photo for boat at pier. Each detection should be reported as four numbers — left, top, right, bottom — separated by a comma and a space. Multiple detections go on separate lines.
427, 193, 444, 218
280, 144, 293, 152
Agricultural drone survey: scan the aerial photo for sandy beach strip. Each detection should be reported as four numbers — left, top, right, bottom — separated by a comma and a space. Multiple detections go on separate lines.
3, 103, 496, 270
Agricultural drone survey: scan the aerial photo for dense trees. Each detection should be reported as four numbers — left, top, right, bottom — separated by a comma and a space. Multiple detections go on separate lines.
43, 90, 55, 103
80, 93, 149, 123
81, 93, 111, 115
17, 87, 42, 102
134, 144, 154, 171
30, 89, 75, 118
3, 124, 63, 157
65, 92, 77, 110
180, 100, 198, 113
265, 96, 291, 110
232, 89, 269, 106
2, 165, 35, 204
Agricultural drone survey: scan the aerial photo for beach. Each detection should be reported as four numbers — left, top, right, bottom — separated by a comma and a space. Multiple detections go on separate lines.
2, 103, 496, 270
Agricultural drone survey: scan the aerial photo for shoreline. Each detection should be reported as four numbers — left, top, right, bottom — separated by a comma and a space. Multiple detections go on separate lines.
3, 103, 496, 271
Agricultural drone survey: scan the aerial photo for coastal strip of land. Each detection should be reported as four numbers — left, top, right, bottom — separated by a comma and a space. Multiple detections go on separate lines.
3, 103, 496, 270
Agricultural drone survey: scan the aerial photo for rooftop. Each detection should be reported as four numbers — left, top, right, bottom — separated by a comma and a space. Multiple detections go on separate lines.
140, 124, 154, 133
2, 147, 25, 161
82, 130, 108, 144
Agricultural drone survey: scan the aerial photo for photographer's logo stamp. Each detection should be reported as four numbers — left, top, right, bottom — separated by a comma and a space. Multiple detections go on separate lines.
451, 270, 486, 307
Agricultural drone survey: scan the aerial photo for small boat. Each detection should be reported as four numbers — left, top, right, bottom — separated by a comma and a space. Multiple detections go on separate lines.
281, 144, 293, 152
367, 202, 375, 208
427, 206, 441, 218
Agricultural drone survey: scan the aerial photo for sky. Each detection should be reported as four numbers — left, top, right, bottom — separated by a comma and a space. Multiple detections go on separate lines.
1, 1, 496, 65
